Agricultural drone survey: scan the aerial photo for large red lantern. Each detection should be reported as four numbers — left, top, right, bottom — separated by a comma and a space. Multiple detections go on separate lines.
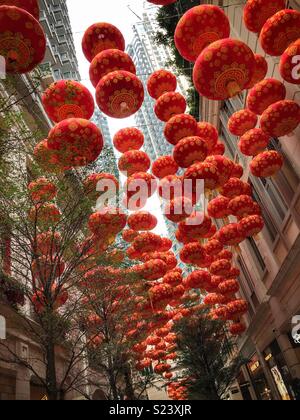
260, 100, 300, 138
204, 239, 223, 257
128, 211, 157, 232
118, 151, 151, 176
34, 140, 70, 173
197, 122, 218, 153
113, 128, 144, 153
250, 150, 284, 178
147, 70, 177, 100
133, 232, 163, 254
48, 118, 103, 167
239, 215, 264, 238
0, 5, 46, 74
143, 252, 177, 272
260, 9, 300, 57
152, 156, 179, 179
204, 293, 227, 306
89, 49, 136, 88
231, 163, 244, 180
243, 0, 285, 33
226, 299, 248, 320
164, 196, 193, 223
178, 213, 212, 240
42, 80, 94, 123
174, 5, 230, 63
96, 70, 144, 119
159, 238, 173, 252
180, 242, 207, 266
32, 256, 65, 283
280, 40, 300, 85
138, 259, 168, 281
207, 196, 230, 219
163, 271, 183, 287
218, 279, 240, 297
205, 155, 234, 187
229, 195, 256, 219
218, 224, 245, 246
164, 114, 198, 146
184, 270, 211, 290
122, 229, 139, 243
247, 79, 286, 116
28, 177, 57, 204
210, 259, 231, 276
29, 203, 61, 228
154, 92, 186, 122
193, 39, 256, 100
210, 142, 225, 156
125, 172, 156, 203
83, 173, 119, 199
0, 0, 39, 19
228, 110, 258, 137
230, 322, 247, 336
173, 136, 208, 168
239, 128, 270, 157
88, 207, 127, 237
215, 249, 233, 262
245, 54, 268, 89
82, 22, 125, 62
220, 178, 252, 199
158, 175, 183, 201
184, 162, 220, 192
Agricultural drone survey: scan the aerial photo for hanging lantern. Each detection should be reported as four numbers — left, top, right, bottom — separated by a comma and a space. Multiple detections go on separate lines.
250, 150, 284, 178
152, 156, 179, 179
32, 256, 65, 283
164, 196, 193, 223
163, 271, 183, 287
231, 163, 244, 180
132, 232, 163, 254
147, 0, 177, 5
202, 224, 217, 240
229, 195, 256, 219
154, 364, 171, 375
143, 252, 177, 272
83, 173, 119, 199
210, 259, 231, 276
280, 39, 300, 85
173, 136, 208, 168
0, 0, 40, 19
220, 178, 252, 199
96, 70, 144, 119
119, 150, 151, 176
246, 79, 286, 116
126, 246, 142, 261
225, 267, 241, 280
193, 39, 256, 101
207, 196, 231, 219
245, 54, 268, 89
122, 229, 139, 243
215, 249, 233, 262
239, 128, 270, 157
28, 203, 61, 227
82, 22, 125, 62
147, 69, 177, 100
88, 207, 127, 237
239, 215, 264, 237
149, 283, 174, 307
178, 213, 212, 241
138, 259, 168, 281
174, 5, 230, 62
260, 9, 300, 57
228, 109, 258, 137
226, 299, 248, 320
243, 0, 285, 33
204, 293, 227, 306
218, 223, 245, 246
0, 6, 46, 74
128, 211, 157, 232
210, 142, 225, 156
48, 118, 104, 167
125, 172, 156, 205
32, 286, 68, 313
36, 231, 61, 257
42, 80, 94, 123
159, 238, 173, 252
260, 100, 300, 138
164, 114, 198, 146
28, 177, 57, 204
210, 306, 228, 321
180, 242, 207, 266
113, 127, 144, 153
184, 162, 220, 192
218, 279, 240, 296
230, 322, 247, 336
34, 140, 70, 173
204, 239, 223, 257
206, 155, 234, 187
196, 122, 218, 153
154, 92, 186, 122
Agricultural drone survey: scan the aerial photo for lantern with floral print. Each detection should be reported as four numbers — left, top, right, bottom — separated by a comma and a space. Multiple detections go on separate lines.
83, 173, 119, 200
118, 150, 151, 176
220, 178, 252, 199
280, 40, 300, 85
228, 109, 258, 137
28, 177, 57, 204
218, 279, 240, 297
193, 39, 256, 100
147, 69, 177, 100
143, 252, 177, 272
204, 239, 223, 257
218, 224, 245, 246
260, 9, 300, 57
210, 306, 228, 321
42, 80, 95, 123
32, 286, 68, 313
164, 196, 193, 223
152, 156, 179, 179
82, 22, 125, 62
48, 118, 104, 167
154, 363, 171, 375
210, 142, 225, 156
34, 140, 71, 174
206, 155, 234, 187
125, 172, 156, 208
210, 259, 231, 277
231, 163, 244, 180
196, 122, 218, 153
250, 150, 284, 178
122, 229, 139, 243
138, 259, 168, 281
239, 128, 270, 157
113, 127, 144, 153
159, 238, 173, 253
184, 270, 211, 291
207, 196, 231, 219
215, 249, 233, 262
128, 211, 158, 232
163, 271, 183, 287
230, 322, 247, 336
239, 215, 264, 238
36, 231, 61, 257
204, 293, 227, 306
173, 136, 208, 168
149, 283, 174, 308
28, 203, 61, 228
154, 92, 186, 122
96, 70, 144, 119
226, 299, 248, 320
243, 0, 285, 33
88, 207, 127, 237
203, 224, 217, 240
158, 175, 182, 201
245, 54, 268, 90
179, 213, 212, 240
32, 256, 65, 283
0, 0, 40, 19
164, 114, 198, 146
246, 79, 286, 116
0, 6, 46, 74
180, 242, 207, 266
229, 195, 257, 219
132, 232, 163, 254
260, 100, 300, 138
174, 5, 230, 63
184, 161, 220, 193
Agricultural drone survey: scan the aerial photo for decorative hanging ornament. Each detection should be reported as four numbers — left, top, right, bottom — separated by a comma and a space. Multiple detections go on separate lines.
229, 195, 256, 219
118, 150, 151, 176
250, 150, 284, 178
218, 223, 245, 246
239, 215, 265, 238
184, 270, 211, 291
164, 196, 193, 223
174, 5, 230, 63
246, 79, 286, 116
28, 177, 57, 204
28, 203, 61, 228
180, 242, 207, 266
280, 39, 300, 85
243, 0, 286, 34
128, 211, 158, 232
220, 178, 252, 199
0, 5, 46, 73
164, 114, 198, 146
173, 136, 208, 168
230, 322, 246, 336
238, 128, 270, 157
207, 196, 231, 219
83, 173, 119, 199
132, 232, 163, 254
34, 139, 71, 173
245, 54, 268, 89
228, 109, 258, 137
196, 122, 218, 153
152, 156, 179, 179
184, 162, 220, 192
88, 207, 127, 237
96, 70, 144, 119
0, 0, 40, 19
154, 92, 186, 122
147, 69, 177, 100
113, 127, 144, 153
260, 100, 300, 138
205, 155, 234, 187
158, 175, 183, 201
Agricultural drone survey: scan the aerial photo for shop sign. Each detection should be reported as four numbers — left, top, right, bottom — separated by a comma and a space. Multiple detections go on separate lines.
249, 360, 260, 373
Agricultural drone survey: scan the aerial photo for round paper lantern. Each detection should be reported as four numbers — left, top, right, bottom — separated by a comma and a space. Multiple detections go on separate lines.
239, 128, 270, 157
173, 136, 208, 168
88, 207, 127, 237
218, 279, 240, 296
147, 69, 177, 100
220, 178, 252, 199
226, 299, 248, 320
280, 39, 300, 85
211, 306, 228, 321
231, 163, 244, 180
125, 172, 156, 209
138, 259, 168, 281
34, 140, 70, 173
184, 162, 220, 192
210, 142, 225, 156
89, 49, 136, 88
83, 173, 119, 199
133, 232, 163, 254
0, 5, 46, 74
28, 177, 57, 203
243, 0, 285, 33
32, 256, 65, 282
164, 196, 193, 223
147, 0, 176, 6
174, 5, 230, 63
42, 80, 94, 123
228, 110, 258, 137
48, 118, 103, 167
215, 249, 233, 262
239, 215, 264, 237
0, 0, 40, 19
36, 231, 61, 257
159, 238, 173, 252
158, 175, 183, 201
164, 114, 198, 146
28, 204, 61, 229
178, 213, 212, 240
180, 242, 207, 266
229, 195, 256, 219
260, 9, 300, 57
113, 127, 144, 153
118, 150, 151, 176
196, 122, 218, 153
122, 229, 139, 243
245, 54, 268, 89
207, 196, 231, 219
142, 252, 177, 272
260, 100, 300, 138
163, 271, 183, 287
154, 363, 171, 375
155, 92, 186, 122
184, 270, 211, 290
210, 259, 231, 276
204, 293, 227, 306
204, 239, 223, 257
202, 224, 217, 240
152, 156, 179, 179
205, 155, 234, 187
96, 70, 144, 119
247, 79, 286, 116
128, 211, 157, 232
225, 267, 241, 280
82, 22, 125, 62
218, 223, 245, 246
230, 322, 247, 336
193, 39, 256, 101
250, 150, 284, 178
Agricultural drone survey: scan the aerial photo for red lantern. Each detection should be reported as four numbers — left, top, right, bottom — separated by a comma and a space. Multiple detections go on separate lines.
164, 114, 198, 146
260, 9, 300, 57
154, 92, 186, 122
218, 224, 245, 246
245, 54, 268, 89
89, 49, 136, 88
280, 39, 300, 85
36, 231, 61, 257
180, 242, 207, 266
154, 363, 171, 375
205, 155, 234, 187
163, 271, 183, 287
210, 259, 231, 276
210, 142, 225, 156
88, 207, 127, 237
83, 173, 119, 199
133, 232, 163, 254
32, 286, 68, 313
138, 259, 168, 281
226, 299, 248, 320
184, 162, 220, 192
204, 293, 227, 306
147, 1, 176, 5
32, 256, 65, 283
173, 136, 208, 168
229, 195, 256, 219
158, 175, 182, 201
125, 172, 157, 207
164, 196, 193, 223
230, 322, 247, 336
42, 80, 94, 123
0, 6, 46, 74
239, 215, 264, 237
184, 270, 211, 290
0, 0, 40, 19
174, 5, 230, 62
247, 79, 286, 116
122, 229, 139, 243
204, 239, 223, 257
260, 100, 300, 138
143, 252, 177, 272
113, 128, 144, 153
48, 118, 103, 167
231, 163, 244, 180
193, 39, 256, 100
28, 178, 57, 204
152, 156, 179, 179
34, 140, 71, 173
147, 69, 177, 100
239, 128, 270, 157
96, 70, 144, 119
128, 211, 157, 232
159, 238, 173, 252
207, 196, 231, 219
215, 250, 233, 262
177, 212, 212, 244
218, 279, 240, 296
196, 122, 218, 153
210, 306, 228, 321
28, 203, 61, 227
228, 109, 258, 137
250, 150, 284, 178
82, 22, 125, 62
243, 0, 285, 33
225, 267, 241, 280
119, 151, 151, 176
220, 178, 252, 199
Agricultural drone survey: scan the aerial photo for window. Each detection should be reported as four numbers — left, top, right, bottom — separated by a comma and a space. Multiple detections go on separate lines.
246, 237, 266, 272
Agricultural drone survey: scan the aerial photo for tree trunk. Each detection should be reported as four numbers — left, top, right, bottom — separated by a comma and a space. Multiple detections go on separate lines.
45, 336, 58, 400
123, 364, 136, 400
